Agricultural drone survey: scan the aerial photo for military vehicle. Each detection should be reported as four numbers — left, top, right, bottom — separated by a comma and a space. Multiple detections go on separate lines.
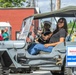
0, 6, 76, 75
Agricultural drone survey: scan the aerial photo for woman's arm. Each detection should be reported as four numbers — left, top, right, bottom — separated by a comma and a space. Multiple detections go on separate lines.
44, 37, 65, 47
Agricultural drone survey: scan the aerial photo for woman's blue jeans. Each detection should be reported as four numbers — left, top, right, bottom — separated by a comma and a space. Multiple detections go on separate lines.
28, 43, 54, 55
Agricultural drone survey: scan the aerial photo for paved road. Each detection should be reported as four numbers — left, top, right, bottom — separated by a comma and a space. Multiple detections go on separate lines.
9, 71, 52, 75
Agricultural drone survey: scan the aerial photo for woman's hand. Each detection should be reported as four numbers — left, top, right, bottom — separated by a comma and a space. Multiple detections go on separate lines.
35, 38, 39, 43
44, 44, 50, 47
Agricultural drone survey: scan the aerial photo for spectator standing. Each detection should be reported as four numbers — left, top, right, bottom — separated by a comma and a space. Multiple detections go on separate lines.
2, 27, 9, 41
0, 29, 3, 41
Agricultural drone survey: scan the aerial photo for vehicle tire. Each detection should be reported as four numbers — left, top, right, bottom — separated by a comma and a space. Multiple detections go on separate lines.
51, 56, 72, 75
61, 56, 72, 75
0, 62, 3, 75
3, 68, 9, 75
64, 67, 72, 75
0, 62, 9, 75
51, 71, 63, 75
51, 68, 72, 75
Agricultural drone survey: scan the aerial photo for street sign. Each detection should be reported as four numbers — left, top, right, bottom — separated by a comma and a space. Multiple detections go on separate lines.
66, 46, 76, 67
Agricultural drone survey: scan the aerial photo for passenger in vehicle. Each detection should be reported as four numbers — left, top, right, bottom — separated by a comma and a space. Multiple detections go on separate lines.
28, 17, 68, 55
35, 21, 52, 44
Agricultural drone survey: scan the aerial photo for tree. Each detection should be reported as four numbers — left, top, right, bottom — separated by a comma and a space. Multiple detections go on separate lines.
68, 21, 76, 34
26, 0, 36, 7
0, 0, 26, 7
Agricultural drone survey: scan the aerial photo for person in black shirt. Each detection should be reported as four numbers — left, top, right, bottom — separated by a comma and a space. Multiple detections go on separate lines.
28, 17, 68, 55
35, 21, 52, 44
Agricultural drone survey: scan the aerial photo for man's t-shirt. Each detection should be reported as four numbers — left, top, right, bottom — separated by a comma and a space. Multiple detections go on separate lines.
49, 28, 66, 43
2, 32, 9, 40
42, 29, 51, 36
38, 29, 51, 44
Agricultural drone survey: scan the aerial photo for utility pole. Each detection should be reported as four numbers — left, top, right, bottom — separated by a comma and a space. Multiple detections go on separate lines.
50, 0, 53, 22
32, 0, 35, 7
56, 0, 61, 10
50, 0, 53, 31
50, 0, 53, 11
29, 0, 35, 7
36, 0, 38, 7
26, 0, 35, 7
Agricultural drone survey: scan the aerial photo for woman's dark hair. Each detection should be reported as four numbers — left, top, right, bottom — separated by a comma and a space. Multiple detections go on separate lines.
53, 17, 68, 35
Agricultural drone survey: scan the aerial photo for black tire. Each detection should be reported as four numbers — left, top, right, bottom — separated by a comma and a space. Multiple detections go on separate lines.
3, 68, 9, 75
0, 62, 3, 75
61, 56, 72, 75
51, 56, 72, 75
51, 71, 63, 75
51, 68, 72, 75
0, 63, 9, 75
64, 67, 72, 75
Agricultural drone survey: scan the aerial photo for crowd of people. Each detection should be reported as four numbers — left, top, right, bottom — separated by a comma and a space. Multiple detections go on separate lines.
0, 27, 9, 41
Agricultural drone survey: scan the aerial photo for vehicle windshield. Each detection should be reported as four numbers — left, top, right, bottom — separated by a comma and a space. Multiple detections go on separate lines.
17, 16, 34, 41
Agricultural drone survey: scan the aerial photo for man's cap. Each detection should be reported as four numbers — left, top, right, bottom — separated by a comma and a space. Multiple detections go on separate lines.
43, 21, 52, 27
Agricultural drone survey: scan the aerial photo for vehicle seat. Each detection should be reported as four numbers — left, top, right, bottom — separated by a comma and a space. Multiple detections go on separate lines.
25, 42, 66, 59
39, 51, 50, 54
52, 42, 66, 53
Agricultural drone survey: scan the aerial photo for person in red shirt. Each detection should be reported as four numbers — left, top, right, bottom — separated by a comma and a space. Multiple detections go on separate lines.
0, 29, 3, 41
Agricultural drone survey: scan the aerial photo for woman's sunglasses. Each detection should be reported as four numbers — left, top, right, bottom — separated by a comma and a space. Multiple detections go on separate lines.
58, 21, 64, 23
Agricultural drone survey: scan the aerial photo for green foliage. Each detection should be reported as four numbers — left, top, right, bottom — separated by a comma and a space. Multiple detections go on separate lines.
0, 0, 26, 7
68, 21, 76, 34
68, 21, 76, 28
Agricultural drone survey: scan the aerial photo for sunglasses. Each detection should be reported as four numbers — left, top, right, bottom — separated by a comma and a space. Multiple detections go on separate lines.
58, 21, 64, 23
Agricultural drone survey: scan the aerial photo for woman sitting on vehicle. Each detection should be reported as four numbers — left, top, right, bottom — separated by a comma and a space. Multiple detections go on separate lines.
28, 17, 68, 55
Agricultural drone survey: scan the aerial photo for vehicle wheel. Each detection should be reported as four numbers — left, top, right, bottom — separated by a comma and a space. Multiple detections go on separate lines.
51, 68, 72, 75
0, 62, 3, 75
64, 67, 72, 75
51, 56, 72, 75
51, 71, 62, 75
61, 56, 72, 75
0, 63, 9, 75
3, 68, 9, 75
